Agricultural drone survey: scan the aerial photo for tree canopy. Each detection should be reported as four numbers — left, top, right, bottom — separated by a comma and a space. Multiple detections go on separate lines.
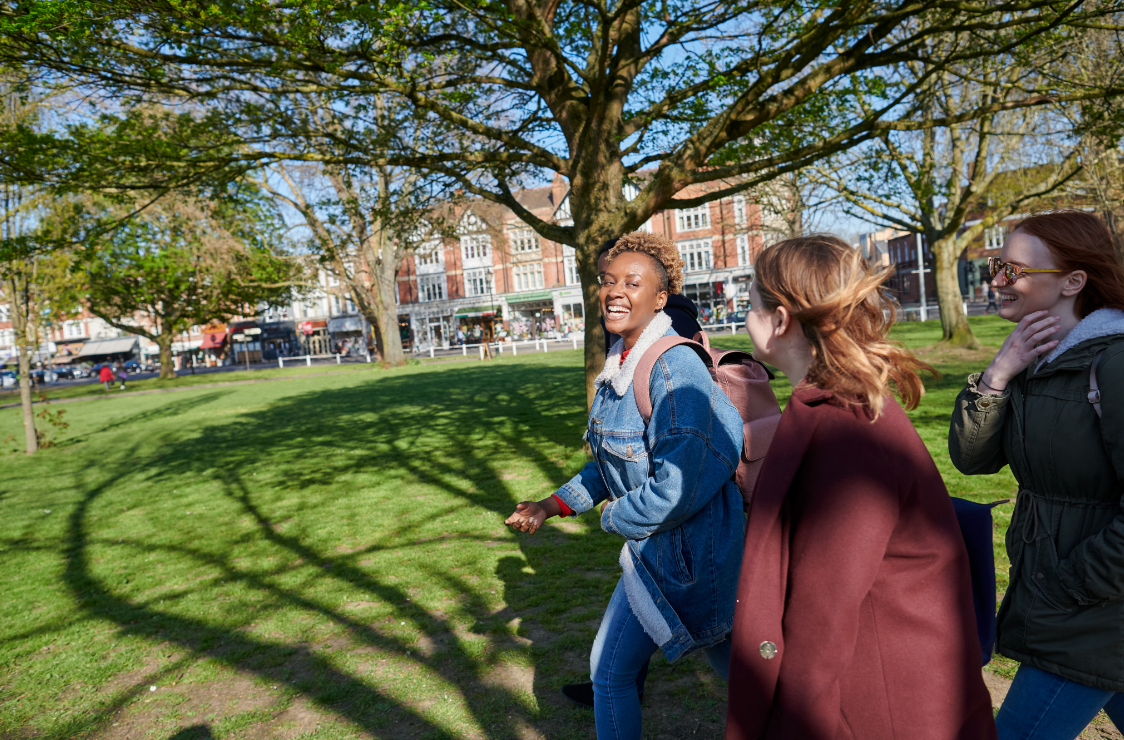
3, 0, 1123, 397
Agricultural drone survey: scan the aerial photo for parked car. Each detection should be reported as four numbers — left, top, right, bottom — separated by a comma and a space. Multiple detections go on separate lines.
29, 369, 58, 384
729, 310, 748, 328
123, 360, 145, 373
1, 371, 16, 388
53, 366, 80, 380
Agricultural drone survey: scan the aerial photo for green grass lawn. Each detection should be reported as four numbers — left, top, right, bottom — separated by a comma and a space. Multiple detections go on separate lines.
0, 317, 1018, 739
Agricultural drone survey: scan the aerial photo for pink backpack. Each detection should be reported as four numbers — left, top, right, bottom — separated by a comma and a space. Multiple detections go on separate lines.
633, 331, 782, 509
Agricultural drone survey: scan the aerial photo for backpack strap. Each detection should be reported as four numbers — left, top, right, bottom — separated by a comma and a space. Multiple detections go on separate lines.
632, 336, 713, 425
1090, 349, 1106, 418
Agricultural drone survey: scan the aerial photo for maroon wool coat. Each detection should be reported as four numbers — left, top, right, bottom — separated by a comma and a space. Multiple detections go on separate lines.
725, 386, 996, 740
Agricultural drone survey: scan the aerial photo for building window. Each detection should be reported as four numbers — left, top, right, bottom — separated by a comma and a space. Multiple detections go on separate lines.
676, 204, 710, 232
733, 194, 747, 226
513, 262, 544, 292
419, 274, 446, 302
462, 234, 490, 261
0, 328, 13, 346
984, 225, 1006, 251
564, 255, 580, 285
465, 269, 492, 297
678, 238, 713, 273
63, 321, 84, 338
0, 304, 8, 322
736, 234, 751, 267
510, 228, 539, 253
416, 243, 443, 266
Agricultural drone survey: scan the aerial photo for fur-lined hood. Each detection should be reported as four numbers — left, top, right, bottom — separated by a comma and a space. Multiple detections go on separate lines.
1036, 307, 1124, 371
594, 311, 673, 396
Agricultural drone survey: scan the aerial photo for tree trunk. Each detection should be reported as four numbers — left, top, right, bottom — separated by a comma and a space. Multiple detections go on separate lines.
374, 307, 402, 367
933, 236, 979, 348
375, 264, 405, 366
16, 339, 37, 454
158, 336, 176, 380
579, 244, 607, 409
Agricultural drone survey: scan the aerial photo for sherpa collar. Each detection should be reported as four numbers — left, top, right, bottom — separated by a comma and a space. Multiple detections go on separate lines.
594, 311, 674, 396
1037, 307, 1124, 371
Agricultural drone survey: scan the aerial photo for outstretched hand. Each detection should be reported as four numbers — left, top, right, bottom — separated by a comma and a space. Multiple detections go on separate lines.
980, 310, 1061, 391
505, 501, 548, 534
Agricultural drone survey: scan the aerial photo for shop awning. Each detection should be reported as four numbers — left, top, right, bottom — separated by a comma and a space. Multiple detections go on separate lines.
453, 305, 499, 318
201, 331, 227, 349
328, 316, 364, 333
78, 337, 138, 358
505, 290, 554, 304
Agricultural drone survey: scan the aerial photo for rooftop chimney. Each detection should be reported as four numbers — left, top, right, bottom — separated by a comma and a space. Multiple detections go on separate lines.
551, 172, 568, 208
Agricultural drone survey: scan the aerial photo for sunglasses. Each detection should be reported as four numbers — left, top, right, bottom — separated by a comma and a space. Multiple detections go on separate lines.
987, 257, 1063, 285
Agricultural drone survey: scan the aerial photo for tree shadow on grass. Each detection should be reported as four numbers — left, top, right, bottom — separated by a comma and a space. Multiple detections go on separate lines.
55, 361, 670, 738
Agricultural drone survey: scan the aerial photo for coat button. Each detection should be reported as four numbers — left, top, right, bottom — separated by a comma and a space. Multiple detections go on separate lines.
1036, 572, 1045, 580
759, 641, 778, 659
978, 399, 991, 409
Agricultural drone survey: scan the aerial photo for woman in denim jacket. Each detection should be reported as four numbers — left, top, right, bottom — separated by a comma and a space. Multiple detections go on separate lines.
506, 232, 744, 740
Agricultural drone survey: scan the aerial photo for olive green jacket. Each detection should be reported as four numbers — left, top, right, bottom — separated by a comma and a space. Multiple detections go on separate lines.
949, 309, 1124, 692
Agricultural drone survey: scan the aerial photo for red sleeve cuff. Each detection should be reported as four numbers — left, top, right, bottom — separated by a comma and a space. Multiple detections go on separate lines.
552, 494, 574, 518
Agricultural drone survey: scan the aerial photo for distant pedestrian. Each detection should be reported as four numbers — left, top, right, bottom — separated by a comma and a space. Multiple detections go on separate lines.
116, 362, 127, 390
986, 281, 999, 314
98, 364, 114, 391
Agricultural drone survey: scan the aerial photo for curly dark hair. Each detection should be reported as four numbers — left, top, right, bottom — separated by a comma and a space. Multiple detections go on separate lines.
605, 231, 686, 294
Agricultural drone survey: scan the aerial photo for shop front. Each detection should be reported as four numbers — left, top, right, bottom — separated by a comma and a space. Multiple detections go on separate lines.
454, 306, 500, 343
411, 312, 453, 349
328, 315, 367, 356
201, 324, 229, 366
556, 288, 585, 337
506, 291, 555, 339
298, 319, 330, 355
260, 320, 297, 360
230, 321, 263, 364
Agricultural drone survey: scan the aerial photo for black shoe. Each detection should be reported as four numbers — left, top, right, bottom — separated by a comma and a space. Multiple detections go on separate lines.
560, 682, 643, 709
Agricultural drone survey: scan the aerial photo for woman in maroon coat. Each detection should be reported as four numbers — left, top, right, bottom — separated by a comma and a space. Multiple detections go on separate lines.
725, 235, 996, 740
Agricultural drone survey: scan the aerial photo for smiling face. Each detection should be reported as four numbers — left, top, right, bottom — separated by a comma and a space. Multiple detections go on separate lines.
994, 231, 1072, 322
599, 251, 668, 347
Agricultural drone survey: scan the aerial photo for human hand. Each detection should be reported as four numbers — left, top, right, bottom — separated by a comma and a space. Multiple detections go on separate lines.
981, 310, 1061, 391
505, 501, 547, 534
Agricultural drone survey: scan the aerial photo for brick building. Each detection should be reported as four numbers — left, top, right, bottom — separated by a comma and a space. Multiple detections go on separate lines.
395, 174, 789, 348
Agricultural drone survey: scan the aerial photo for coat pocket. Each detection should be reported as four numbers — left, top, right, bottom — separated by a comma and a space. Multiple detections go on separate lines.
669, 527, 696, 585
1029, 537, 1079, 612
601, 434, 648, 463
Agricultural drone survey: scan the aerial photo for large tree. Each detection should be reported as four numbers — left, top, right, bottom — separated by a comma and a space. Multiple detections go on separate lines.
0, 69, 84, 454
81, 189, 297, 379
252, 93, 461, 366
2, 1, 1123, 399
810, 32, 1107, 347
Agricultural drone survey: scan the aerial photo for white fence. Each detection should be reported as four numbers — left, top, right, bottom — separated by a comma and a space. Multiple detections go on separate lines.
277, 352, 371, 368
417, 336, 586, 359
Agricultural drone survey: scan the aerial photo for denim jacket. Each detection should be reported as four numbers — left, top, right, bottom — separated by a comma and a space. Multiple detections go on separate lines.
553, 312, 745, 662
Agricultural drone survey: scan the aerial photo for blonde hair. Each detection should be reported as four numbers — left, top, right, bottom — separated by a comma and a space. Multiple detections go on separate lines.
607, 231, 686, 294
754, 234, 935, 418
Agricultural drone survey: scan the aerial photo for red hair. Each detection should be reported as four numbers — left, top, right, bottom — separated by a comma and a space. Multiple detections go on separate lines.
754, 235, 935, 418
1012, 210, 1124, 318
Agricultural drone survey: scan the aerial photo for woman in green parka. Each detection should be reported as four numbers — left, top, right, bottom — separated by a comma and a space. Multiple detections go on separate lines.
949, 210, 1124, 740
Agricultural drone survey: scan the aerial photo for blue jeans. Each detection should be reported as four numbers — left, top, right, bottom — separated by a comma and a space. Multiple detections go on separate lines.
997, 664, 1124, 740
590, 579, 730, 740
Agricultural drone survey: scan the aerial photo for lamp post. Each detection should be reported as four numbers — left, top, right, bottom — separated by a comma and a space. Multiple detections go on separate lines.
487, 266, 496, 342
